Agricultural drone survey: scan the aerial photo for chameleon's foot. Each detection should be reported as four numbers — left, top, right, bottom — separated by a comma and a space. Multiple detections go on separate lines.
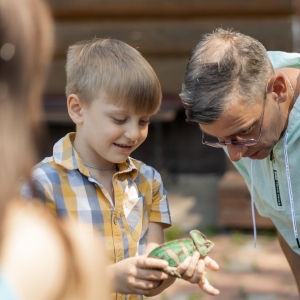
162, 266, 181, 278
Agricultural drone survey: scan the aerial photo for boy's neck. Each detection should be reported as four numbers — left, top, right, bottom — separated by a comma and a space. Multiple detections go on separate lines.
72, 133, 116, 170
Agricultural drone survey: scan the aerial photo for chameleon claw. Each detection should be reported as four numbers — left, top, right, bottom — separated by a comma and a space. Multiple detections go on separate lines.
163, 266, 182, 278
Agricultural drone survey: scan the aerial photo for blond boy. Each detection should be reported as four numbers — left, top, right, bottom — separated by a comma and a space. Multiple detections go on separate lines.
22, 39, 219, 299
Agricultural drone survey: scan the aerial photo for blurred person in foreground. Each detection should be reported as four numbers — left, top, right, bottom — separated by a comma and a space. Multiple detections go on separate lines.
0, 0, 110, 299
180, 28, 300, 294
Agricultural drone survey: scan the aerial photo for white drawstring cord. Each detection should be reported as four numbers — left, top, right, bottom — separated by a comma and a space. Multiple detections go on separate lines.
250, 159, 257, 248
284, 130, 300, 248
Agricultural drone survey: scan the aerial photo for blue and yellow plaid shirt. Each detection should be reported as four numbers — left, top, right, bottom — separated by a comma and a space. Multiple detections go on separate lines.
22, 132, 171, 300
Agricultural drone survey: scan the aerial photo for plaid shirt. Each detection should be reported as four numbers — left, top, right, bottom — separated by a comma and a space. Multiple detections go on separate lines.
22, 132, 171, 300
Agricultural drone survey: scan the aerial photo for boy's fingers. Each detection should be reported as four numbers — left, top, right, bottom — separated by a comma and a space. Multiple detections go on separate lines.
197, 258, 205, 274
176, 256, 191, 274
203, 256, 219, 270
139, 256, 169, 269
199, 276, 220, 296
137, 268, 169, 281
130, 281, 159, 296
181, 252, 200, 278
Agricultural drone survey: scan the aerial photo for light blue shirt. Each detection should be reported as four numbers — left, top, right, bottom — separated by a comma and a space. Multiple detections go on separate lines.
0, 272, 18, 300
231, 51, 300, 254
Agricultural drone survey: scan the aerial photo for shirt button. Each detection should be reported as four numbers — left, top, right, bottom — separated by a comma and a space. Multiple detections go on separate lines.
113, 217, 118, 224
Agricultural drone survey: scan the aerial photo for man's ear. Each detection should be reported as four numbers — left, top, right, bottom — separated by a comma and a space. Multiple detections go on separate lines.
67, 94, 84, 125
269, 74, 288, 104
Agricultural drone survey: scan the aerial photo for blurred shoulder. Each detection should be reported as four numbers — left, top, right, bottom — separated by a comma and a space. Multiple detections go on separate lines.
0, 198, 110, 300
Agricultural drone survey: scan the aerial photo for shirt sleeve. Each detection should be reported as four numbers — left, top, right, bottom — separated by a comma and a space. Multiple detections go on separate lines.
267, 51, 300, 69
20, 168, 57, 215
149, 168, 172, 227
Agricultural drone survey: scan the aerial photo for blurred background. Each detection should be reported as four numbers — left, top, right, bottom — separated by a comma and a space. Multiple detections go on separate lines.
43, 1, 300, 298
43, 0, 300, 231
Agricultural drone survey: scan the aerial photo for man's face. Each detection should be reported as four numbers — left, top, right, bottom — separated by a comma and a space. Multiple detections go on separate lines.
200, 94, 284, 162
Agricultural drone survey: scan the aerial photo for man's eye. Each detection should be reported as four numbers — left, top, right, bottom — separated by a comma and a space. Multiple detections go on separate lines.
239, 126, 253, 135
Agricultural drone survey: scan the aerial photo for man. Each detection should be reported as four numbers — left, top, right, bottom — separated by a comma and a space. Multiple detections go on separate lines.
179, 28, 300, 293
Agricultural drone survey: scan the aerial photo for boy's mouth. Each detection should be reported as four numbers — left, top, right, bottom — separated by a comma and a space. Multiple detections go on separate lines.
114, 143, 132, 149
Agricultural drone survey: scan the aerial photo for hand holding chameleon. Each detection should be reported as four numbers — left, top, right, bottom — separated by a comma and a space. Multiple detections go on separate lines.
148, 230, 220, 295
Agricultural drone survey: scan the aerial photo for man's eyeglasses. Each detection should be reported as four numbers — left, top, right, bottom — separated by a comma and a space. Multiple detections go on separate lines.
202, 86, 267, 148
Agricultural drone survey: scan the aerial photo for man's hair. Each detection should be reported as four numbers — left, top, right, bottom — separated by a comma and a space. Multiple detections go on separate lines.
66, 38, 162, 115
179, 28, 274, 124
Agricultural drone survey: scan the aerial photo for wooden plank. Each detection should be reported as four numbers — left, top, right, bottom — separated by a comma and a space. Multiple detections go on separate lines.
46, 0, 295, 18
218, 171, 274, 229
54, 18, 294, 57
43, 96, 182, 124
44, 57, 188, 96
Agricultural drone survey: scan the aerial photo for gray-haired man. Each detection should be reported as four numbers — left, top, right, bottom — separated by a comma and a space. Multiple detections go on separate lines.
180, 28, 300, 293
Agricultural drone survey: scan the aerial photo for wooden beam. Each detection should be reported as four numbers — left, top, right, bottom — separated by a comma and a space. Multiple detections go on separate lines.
218, 171, 275, 229
54, 18, 294, 57
46, 0, 295, 19
44, 57, 189, 96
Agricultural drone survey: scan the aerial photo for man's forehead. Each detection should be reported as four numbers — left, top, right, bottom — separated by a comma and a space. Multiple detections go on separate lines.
200, 102, 260, 136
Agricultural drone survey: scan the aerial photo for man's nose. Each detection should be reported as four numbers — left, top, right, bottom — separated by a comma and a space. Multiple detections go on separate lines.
227, 144, 248, 162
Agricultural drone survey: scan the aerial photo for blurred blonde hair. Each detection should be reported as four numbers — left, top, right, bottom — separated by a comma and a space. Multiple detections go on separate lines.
0, 0, 53, 210
0, 1, 110, 299
66, 38, 162, 115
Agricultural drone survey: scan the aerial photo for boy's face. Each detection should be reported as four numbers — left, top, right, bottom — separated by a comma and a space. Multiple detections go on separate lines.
77, 98, 152, 165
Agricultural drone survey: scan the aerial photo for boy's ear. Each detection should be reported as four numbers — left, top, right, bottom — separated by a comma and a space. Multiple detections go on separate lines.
269, 74, 288, 104
67, 94, 84, 125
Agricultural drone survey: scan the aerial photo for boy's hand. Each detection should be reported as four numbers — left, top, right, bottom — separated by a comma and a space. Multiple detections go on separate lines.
177, 252, 220, 296
108, 255, 170, 295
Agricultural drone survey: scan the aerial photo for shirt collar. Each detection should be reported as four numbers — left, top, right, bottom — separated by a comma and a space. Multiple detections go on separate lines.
53, 132, 138, 179
117, 157, 138, 180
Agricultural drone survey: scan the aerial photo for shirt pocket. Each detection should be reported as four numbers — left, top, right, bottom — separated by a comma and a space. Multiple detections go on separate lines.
123, 196, 145, 242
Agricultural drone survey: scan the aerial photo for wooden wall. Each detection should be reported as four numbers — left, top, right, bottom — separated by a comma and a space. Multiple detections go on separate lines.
43, 0, 299, 175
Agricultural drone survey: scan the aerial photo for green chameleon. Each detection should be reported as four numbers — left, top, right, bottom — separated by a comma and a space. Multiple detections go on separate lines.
148, 230, 214, 278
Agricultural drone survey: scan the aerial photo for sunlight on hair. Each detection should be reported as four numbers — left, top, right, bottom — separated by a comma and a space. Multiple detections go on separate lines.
0, 82, 8, 99
0, 43, 15, 61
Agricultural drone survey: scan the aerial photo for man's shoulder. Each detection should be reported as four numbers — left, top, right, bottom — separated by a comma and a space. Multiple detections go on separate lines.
267, 51, 300, 69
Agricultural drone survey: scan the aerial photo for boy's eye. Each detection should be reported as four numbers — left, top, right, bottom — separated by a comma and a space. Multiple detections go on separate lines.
139, 120, 150, 126
113, 118, 127, 123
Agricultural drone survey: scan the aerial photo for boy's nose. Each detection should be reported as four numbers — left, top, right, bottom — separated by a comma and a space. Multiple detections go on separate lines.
124, 124, 141, 141
227, 144, 248, 162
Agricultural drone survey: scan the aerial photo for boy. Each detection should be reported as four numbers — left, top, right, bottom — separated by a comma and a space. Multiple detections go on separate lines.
22, 38, 219, 299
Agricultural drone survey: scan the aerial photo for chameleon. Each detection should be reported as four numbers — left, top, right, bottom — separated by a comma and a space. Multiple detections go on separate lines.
148, 229, 214, 278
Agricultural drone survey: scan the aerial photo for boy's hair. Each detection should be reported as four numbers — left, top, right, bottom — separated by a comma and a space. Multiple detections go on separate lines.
66, 38, 162, 115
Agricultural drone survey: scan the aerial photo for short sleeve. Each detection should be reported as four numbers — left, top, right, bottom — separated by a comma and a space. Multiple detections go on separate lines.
149, 169, 172, 228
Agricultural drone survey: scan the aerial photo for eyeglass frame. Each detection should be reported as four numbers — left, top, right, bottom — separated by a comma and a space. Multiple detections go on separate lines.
201, 81, 268, 148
